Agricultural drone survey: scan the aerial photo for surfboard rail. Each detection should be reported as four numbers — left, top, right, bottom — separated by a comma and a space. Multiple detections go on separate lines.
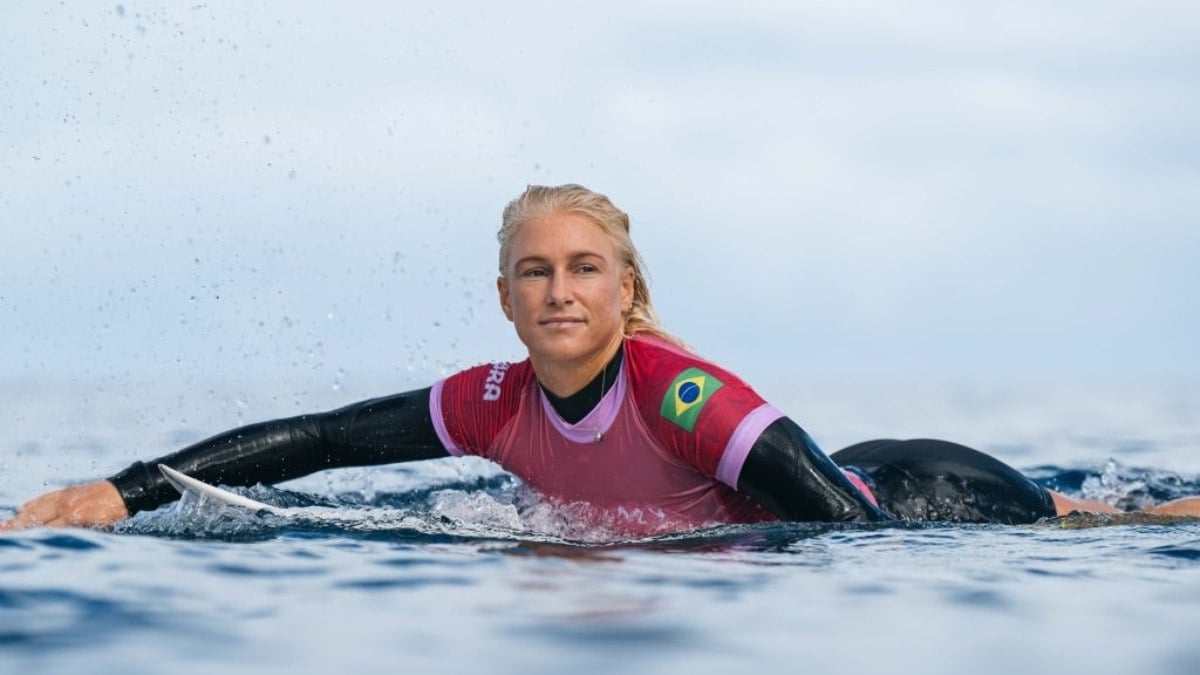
158, 464, 290, 516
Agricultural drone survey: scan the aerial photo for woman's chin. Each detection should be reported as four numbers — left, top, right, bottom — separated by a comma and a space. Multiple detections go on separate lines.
528, 338, 604, 366
532, 345, 590, 365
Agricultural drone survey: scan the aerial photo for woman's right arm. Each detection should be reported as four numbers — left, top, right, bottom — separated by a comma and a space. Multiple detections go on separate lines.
1, 387, 446, 530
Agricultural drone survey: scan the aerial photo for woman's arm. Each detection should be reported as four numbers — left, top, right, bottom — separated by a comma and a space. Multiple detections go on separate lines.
1, 387, 446, 530
737, 417, 891, 523
111, 387, 445, 514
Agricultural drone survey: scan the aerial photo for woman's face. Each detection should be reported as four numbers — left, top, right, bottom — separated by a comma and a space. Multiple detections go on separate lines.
498, 210, 634, 374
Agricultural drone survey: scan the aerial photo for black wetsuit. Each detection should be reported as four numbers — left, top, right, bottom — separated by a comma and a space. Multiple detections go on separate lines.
832, 439, 1056, 524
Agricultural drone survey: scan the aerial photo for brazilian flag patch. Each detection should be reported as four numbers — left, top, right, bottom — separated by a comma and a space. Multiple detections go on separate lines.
660, 367, 724, 432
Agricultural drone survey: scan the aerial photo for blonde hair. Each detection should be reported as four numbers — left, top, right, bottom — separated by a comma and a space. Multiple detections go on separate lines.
498, 184, 683, 347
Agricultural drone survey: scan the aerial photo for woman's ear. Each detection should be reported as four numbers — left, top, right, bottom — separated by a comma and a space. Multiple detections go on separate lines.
497, 275, 514, 321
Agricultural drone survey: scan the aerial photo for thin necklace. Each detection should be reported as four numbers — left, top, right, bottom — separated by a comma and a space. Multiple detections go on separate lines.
592, 364, 606, 443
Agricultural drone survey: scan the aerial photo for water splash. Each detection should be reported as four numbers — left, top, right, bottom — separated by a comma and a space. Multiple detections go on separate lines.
1077, 459, 1195, 510
1030, 460, 1199, 510
113, 476, 723, 545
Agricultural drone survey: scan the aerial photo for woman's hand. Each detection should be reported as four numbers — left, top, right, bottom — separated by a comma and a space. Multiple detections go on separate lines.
0, 481, 129, 531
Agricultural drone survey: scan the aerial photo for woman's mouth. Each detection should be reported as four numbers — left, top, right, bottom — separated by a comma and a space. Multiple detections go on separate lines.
540, 317, 585, 327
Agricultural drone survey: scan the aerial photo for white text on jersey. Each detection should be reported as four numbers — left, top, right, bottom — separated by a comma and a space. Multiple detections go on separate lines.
482, 362, 510, 401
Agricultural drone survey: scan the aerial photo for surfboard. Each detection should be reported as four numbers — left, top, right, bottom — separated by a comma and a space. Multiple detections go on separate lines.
158, 464, 293, 516
155, 463, 478, 536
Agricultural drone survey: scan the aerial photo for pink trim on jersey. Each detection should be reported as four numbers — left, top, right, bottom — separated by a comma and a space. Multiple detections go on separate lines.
538, 363, 628, 443
429, 379, 465, 457
714, 403, 785, 488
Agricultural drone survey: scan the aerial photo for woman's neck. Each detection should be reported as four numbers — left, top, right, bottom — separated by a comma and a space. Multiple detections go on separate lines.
539, 342, 624, 424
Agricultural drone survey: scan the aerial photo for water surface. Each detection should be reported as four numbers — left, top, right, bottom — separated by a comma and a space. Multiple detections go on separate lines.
2, 380, 1199, 674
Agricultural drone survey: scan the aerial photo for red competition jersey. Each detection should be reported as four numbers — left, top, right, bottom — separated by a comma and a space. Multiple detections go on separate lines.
430, 334, 784, 532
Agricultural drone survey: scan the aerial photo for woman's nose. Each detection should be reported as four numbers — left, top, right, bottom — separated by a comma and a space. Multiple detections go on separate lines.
546, 271, 573, 305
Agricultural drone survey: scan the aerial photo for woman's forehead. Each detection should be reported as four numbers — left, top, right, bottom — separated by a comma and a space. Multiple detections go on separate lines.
508, 211, 617, 257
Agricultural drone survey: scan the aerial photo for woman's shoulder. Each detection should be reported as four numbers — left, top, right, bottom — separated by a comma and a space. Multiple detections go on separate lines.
438, 356, 535, 404
624, 334, 772, 467
625, 333, 751, 389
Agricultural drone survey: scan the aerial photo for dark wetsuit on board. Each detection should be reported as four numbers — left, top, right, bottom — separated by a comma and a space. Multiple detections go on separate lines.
832, 439, 1056, 524
109, 338, 1055, 526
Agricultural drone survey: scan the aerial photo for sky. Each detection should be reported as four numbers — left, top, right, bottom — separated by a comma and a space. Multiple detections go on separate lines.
2, 2, 1198, 408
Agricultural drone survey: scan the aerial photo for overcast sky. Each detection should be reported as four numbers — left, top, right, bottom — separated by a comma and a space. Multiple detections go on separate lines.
2, 2, 1198, 406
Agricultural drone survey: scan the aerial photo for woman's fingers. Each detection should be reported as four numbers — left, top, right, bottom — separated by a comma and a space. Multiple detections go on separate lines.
0, 509, 45, 531
0, 494, 58, 530
1144, 496, 1200, 517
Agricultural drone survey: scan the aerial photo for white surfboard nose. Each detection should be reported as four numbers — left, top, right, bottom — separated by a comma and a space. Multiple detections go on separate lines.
158, 464, 288, 516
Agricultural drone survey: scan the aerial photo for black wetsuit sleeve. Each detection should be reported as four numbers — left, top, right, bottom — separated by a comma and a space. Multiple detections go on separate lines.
737, 417, 891, 523
107, 387, 447, 515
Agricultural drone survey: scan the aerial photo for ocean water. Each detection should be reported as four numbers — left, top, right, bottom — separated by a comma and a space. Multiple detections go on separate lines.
2, 379, 1199, 675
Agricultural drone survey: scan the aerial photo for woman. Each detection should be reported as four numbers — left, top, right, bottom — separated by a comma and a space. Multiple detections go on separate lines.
3, 184, 1197, 533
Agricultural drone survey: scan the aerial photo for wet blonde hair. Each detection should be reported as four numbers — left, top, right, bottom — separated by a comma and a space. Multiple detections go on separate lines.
498, 184, 683, 347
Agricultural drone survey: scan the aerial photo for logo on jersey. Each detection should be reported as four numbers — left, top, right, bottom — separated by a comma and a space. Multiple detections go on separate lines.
659, 367, 723, 431
482, 362, 510, 401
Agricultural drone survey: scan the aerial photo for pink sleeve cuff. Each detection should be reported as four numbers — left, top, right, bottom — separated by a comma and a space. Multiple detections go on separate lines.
715, 404, 785, 488
429, 379, 465, 457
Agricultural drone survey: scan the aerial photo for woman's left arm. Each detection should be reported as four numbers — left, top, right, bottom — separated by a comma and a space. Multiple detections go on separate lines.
737, 417, 891, 522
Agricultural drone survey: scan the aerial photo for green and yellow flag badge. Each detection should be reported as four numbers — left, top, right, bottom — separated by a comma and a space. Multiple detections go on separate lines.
660, 367, 724, 431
